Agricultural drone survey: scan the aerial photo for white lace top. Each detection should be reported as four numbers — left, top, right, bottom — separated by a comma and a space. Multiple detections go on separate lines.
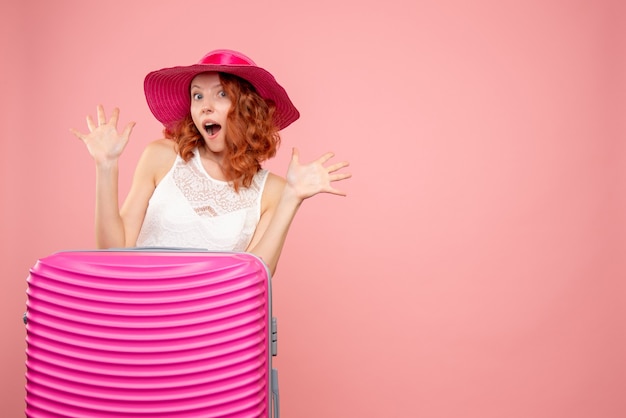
136, 148, 268, 251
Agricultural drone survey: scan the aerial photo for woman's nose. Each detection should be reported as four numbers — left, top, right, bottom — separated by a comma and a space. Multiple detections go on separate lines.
202, 102, 213, 113
200, 97, 215, 113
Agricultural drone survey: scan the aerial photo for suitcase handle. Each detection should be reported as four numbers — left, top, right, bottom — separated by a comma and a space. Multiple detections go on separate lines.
110, 246, 210, 252
272, 368, 280, 418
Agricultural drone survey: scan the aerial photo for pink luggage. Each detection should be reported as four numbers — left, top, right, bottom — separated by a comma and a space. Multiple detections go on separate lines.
24, 249, 279, 417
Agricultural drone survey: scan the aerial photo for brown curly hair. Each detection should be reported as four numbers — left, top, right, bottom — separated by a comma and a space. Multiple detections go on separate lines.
163, 72, 281, 192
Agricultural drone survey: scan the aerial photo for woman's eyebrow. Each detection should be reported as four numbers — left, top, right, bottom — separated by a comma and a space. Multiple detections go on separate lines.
190, 83, 223, 90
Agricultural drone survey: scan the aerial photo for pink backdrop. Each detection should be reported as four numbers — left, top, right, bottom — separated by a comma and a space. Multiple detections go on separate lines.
2, 1, 624, 417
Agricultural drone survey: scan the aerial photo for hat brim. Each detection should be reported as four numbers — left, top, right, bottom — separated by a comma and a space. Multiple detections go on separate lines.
144, 63, 300, 130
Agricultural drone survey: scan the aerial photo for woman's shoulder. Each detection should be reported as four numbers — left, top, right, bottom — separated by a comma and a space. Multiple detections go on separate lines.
264, 171, 286, 190
143, 138, 177, 156
260, 171, 286, 207
136, 139, 178, 184
140, 139, 178, 166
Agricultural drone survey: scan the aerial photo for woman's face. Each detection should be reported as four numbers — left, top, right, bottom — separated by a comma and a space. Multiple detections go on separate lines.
190, 72, 232, 154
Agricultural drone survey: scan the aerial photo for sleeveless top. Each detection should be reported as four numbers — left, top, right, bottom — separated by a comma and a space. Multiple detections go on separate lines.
136, 148, 269, 251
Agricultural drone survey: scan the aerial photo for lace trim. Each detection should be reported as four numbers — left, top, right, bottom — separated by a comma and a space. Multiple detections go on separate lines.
171, 156, 263, 217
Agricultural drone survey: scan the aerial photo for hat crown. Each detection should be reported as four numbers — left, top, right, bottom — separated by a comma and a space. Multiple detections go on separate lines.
198, 49, 256, 66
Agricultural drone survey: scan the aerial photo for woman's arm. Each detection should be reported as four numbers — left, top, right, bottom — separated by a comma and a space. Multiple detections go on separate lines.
72, 105, 135, 247
72, 105, 167, 248
120, 139, 177, 246
247, 148, 351, 275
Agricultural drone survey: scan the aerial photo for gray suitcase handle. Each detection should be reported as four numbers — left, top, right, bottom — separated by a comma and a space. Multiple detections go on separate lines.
272, 368, 280, 418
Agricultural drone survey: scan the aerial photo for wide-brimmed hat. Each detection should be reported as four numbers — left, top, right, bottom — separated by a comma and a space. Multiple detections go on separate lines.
144, 49, 300, 130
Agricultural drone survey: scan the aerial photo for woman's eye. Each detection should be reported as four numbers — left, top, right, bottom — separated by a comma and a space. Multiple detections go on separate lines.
192, 93, 202, 100
218, 91, 227, 98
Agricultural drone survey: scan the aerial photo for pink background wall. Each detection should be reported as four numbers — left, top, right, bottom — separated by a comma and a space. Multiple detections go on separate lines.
2, 1, 624, 417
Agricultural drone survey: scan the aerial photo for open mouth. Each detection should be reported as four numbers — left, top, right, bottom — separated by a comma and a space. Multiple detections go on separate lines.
204, 123, 222, 136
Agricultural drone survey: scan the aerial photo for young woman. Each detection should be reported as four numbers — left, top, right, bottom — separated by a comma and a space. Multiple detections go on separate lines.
71, 49, 351, 275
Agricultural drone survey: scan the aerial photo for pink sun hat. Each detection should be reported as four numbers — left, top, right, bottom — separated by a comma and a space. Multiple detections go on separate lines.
144, 49, 300, 130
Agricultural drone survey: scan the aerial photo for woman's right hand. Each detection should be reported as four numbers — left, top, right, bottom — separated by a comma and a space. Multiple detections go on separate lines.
71, 105, 136, 165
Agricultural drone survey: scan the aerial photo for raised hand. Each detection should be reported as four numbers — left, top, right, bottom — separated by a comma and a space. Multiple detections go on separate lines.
285, 148, 351, 201
70, 105, 136, 165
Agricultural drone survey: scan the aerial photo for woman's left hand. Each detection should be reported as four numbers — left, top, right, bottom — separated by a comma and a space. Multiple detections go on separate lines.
285, 148, 351, 201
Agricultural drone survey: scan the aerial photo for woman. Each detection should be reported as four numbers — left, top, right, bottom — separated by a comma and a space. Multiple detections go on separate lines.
72, 49, 351, 275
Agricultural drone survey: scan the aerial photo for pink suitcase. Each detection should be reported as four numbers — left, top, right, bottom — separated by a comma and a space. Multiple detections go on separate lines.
24, 249, 279, 418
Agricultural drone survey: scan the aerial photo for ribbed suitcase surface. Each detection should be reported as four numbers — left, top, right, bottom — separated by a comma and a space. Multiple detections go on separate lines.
25, 250, 276, 418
